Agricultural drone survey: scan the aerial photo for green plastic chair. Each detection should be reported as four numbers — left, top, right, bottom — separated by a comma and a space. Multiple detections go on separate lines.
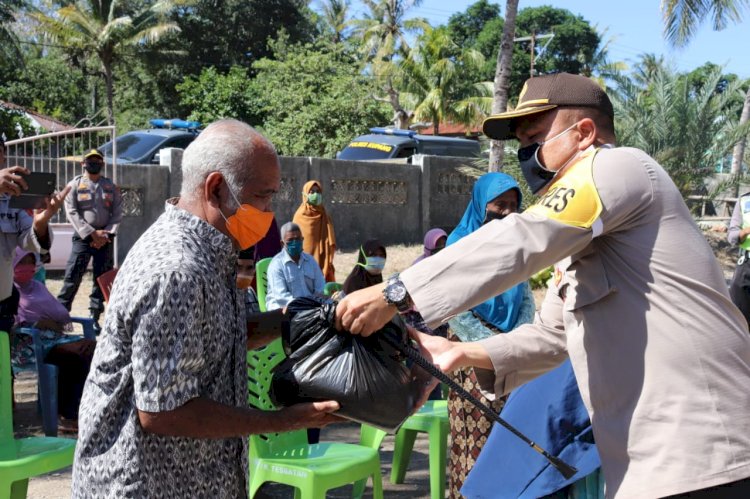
255, 257, 273, 313
322, 282, 343, 297
356, 400, 449, 499
247, 339, 384, 499
0, 331, 76, 499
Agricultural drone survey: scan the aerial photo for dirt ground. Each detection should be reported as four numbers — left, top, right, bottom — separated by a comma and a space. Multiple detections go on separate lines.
14, 230, 738, 498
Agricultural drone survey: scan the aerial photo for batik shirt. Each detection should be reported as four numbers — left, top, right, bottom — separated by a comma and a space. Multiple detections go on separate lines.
72, 200, 247, 498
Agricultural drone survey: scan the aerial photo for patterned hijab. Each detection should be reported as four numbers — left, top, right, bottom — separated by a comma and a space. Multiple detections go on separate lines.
293, 180, 336, 282
447, 172, 525, 332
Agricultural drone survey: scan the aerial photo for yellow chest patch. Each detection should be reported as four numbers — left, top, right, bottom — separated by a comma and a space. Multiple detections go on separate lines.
526, 149, 603, 229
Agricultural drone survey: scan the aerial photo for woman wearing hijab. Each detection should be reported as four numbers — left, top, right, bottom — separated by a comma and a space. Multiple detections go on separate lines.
293, 180, 337, 282
412, 228, 447, 265
449, 173, 601, 499
11, 248, 95, 430
342, 240, 386, 294
444, 172, 536, 498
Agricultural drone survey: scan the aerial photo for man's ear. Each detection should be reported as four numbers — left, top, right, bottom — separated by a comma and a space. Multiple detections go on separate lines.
204, 172, 225, 209
576, 118, 597, 150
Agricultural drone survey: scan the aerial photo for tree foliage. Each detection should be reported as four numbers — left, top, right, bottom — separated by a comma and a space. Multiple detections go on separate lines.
176, 66, 259, 125
611, 60, 750, 198
250, 43, 390, 158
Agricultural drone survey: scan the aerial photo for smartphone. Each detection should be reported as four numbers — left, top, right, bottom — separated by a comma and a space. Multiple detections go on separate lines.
8, 172, 57, 210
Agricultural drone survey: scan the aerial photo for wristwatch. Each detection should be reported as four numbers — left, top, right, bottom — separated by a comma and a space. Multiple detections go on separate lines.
382, 273, 413, 313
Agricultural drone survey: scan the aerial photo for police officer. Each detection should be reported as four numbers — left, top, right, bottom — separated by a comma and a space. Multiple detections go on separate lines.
728, 193, 750, 329
337, 73, 750, 497
57, 149, 122, 330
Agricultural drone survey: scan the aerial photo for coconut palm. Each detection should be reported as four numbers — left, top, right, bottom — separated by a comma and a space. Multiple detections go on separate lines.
488, 0, 519, 171
661, 0, 750, 178
0, 0, 23, 67
399, 26, 492, 135
319, 0, 351, 44
353, 0, 429, 129
611, 61, 750, 200
31, 0, 184, 124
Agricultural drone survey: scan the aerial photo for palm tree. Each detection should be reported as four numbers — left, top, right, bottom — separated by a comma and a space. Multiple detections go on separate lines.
0, 0, 23, 67
488, 0, 519, 171
611, 61, 750, 200
319, 0, 351, 44
399, 26, 492, 135
661, 0, 749, 178
32, 0, 183, 125
353, 0, 428, 129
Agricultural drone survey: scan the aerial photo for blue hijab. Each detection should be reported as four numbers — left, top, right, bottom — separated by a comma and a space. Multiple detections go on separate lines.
447, 173, 524, 332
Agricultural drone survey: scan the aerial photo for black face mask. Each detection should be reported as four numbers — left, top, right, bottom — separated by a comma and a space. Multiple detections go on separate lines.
483, 210, 507, 225
84, 162, 103, 174
517, 142, 556, 195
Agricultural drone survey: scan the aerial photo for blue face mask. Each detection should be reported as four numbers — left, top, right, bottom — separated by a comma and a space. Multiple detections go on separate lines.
365, 256, 386, 274
285, 240, 303, 258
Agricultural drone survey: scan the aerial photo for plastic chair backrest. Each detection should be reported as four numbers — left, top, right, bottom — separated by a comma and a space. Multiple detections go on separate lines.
246, 338, 307, 454
254, 258, 273, 313
96, 267, 119, 303
323, 282, 343, 297
1, 331, 15, 447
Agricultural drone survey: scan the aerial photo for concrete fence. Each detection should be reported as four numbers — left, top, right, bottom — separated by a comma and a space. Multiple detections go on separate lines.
107, 151, 480, 262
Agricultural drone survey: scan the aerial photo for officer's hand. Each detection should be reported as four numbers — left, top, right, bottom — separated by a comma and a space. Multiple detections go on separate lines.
407, 328, 459, 372
277, 401, 342, 431
89, 231, 107, 248
33, 185, 71, 224
0, 166, 30, 196
336, 283, 396, 336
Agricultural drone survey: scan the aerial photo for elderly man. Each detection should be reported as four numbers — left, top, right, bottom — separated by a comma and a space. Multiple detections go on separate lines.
265, 221, 326, 311
337, 73, 750, 498
72, 120, 340, 497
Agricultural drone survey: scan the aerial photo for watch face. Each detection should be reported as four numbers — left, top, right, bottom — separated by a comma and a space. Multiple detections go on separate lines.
388, 281, 407, 302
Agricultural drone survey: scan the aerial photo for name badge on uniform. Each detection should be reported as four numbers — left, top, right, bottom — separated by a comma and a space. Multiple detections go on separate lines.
77, 192, 92, 202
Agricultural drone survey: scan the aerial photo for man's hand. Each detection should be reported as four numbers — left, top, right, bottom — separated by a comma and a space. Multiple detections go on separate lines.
0, 166, 30, 196
336, 283, 395, 336
33, 185, 71, 224
408, 327, 493, 372
277, 400, 343, 431
90, 229, 110, 249
740, 227, 750, 243
32, 185, 71, 240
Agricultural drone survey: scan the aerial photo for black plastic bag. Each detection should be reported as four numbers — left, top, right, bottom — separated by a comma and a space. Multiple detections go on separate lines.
270, 297, 421, 432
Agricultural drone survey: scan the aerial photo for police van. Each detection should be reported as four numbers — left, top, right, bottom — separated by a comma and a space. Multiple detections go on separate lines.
337, 127, 480, 161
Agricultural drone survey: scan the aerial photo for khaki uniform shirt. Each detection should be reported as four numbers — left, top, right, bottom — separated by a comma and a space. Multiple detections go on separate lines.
64, 175, 122, 239
401, 147, 750, 498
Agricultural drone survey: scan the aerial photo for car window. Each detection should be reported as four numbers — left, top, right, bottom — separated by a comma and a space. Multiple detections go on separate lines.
338, 141, 396, 160
99, 133, 164, 162
150, 136, 195, 162
395, 147, 416, 159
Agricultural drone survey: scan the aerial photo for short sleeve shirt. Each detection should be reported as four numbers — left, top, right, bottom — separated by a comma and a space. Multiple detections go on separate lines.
72, 200, 247, 498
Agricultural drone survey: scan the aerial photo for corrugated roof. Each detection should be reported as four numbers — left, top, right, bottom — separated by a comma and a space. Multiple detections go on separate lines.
0, 100, 75, 133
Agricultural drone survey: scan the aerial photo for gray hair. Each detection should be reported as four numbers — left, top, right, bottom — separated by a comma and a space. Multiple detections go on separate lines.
280, 222, 301, 240
180, 119, 276, 204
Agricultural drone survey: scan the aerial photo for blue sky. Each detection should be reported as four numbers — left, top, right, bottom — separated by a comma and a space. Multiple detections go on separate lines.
343, 0, 750, 78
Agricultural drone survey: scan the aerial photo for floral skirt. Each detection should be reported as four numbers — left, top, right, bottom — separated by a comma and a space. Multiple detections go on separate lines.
447, 332, 507, 498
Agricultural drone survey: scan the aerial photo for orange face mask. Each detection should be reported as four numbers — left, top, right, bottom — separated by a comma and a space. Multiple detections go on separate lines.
220, 187, 275, 250
236, 276, 253, 289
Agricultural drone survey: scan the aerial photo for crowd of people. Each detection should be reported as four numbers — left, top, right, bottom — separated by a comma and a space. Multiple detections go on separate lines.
2, 71, 750, 499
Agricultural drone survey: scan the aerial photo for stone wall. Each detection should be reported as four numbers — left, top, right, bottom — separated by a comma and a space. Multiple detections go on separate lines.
120, 153, 478, 258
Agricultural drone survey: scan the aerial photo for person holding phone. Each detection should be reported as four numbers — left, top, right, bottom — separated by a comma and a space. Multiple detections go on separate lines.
0, 135, 70, 328
57, 149, 122, 332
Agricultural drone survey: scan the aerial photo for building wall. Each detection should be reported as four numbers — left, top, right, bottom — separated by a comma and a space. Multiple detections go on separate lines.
113, 153, 479, 260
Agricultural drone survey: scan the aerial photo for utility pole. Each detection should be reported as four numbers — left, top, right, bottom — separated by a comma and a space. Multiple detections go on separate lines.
513, 32, 554, 78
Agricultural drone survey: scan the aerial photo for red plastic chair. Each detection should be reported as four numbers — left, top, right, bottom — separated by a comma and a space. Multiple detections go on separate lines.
96, 268, 119, 303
